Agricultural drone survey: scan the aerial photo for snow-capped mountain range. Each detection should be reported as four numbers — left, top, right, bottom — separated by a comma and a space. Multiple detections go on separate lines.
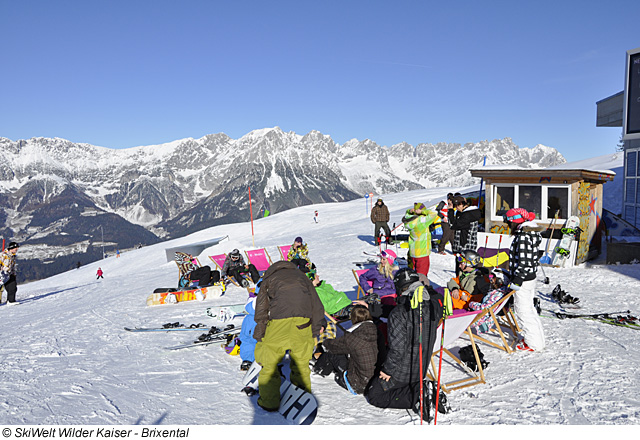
0, 127, 565, 280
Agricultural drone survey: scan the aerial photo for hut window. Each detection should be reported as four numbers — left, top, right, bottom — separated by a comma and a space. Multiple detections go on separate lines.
493, 184, 570, 221
519, 186, 542, 219
627, 151, 637, 177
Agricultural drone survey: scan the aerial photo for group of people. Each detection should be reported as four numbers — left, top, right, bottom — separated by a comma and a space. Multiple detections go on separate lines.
241, 198, 547, 418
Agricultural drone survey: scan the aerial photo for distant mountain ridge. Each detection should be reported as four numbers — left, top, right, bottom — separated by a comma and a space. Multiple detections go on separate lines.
0, 127, 565, 280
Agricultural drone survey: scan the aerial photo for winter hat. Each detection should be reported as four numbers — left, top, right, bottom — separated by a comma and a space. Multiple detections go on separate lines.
413, 202, 426, 211
230, 249, 241, 259
7, 242, 19, 250
504, 208, 535, 224
379, 250, 395, 265
294, 236, 303, 244
452, 196, 467, 206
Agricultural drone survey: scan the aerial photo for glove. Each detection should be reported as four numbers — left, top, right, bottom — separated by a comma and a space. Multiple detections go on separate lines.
508, 282, 521, 291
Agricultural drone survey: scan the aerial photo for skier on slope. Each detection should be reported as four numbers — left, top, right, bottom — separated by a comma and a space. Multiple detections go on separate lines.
96, 267, 104, 280
371, 198, 392, 245
504, 208, 546, 352
0, 242, 20, 305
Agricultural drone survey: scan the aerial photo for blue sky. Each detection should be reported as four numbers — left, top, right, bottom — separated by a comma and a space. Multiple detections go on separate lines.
1, 0, 638, 162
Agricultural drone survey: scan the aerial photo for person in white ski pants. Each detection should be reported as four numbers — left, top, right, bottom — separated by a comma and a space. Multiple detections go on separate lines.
504, 207, 546, 352
513, 279, 545, 351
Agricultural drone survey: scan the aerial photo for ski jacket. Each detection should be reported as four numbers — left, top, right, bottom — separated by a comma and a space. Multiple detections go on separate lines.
402, 209, 438, 258
314, 281, 353, 315
239, 297, 258, 362
287, 244, 310, 263
358, 267, 396, 298
446, 267, 491, 296
254, 261, 325, 341
221, 254, 247, 277
0, 249, 17, 276
382, 282, 443, 384
323, 320, 379, 394
370, 203, 390, 223
436, 200, 449, 224
509, 222, 543, 286
451, 206, 481, 253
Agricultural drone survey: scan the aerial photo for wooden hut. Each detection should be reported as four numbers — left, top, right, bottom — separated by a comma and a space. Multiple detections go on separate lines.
469, 165, 615, 267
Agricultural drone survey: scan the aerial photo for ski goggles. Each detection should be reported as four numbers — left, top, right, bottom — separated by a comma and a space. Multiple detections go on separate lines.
455, 254, 471, 265
504, 213, 523, 222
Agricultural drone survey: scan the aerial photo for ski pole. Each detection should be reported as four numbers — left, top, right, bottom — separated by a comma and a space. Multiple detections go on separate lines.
419, 291, 424, 425
434, 315, 446, 425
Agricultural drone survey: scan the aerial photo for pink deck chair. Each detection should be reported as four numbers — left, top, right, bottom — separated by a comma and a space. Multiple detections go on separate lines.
469, 290, 520, 354
352, 269, 371, 299
427, 309, 486, 393
244, 249, 273, 274
277, 245, 292, 261
208, 254, 240, 287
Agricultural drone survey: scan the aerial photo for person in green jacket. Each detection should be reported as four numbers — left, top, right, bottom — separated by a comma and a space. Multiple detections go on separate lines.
402, 202, 438, 277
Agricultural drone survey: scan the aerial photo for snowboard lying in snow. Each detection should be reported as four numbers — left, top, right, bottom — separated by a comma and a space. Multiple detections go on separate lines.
146, 284, 225, 306
241, 361, 318, 425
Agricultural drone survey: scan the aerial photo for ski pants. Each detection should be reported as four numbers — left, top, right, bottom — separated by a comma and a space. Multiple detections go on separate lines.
514, 279, 546, 351
229, 264, 260, 284
366, 376, 420, 410
410, 255, 430, 278
254, 317, 314, 410
2, 275, 17, 303
374, 222, 391, 242
437, 223, 453, 253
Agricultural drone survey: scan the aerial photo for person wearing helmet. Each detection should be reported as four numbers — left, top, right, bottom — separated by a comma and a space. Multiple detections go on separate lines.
365, 268, 444, 422
222, 249, 260, 287
0, 242, 20, 304
446, 250, 491, 310
504, 207, 545, 352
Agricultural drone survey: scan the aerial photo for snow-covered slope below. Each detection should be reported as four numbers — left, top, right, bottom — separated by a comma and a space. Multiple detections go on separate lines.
1, 184, 638, 426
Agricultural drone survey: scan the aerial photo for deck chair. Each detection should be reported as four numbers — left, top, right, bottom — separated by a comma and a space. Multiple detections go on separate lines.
277, 245, 291, 261
244, 249, 273, 275
209, 254, 241, 287
427, 309, 486, 393
468, 290, 520, 354
352, 269, 371, 299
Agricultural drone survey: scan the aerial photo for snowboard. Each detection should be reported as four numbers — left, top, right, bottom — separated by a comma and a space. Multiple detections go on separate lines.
146, 284, 225, 306
552, 216, 581, 267
241, 361, 318, 425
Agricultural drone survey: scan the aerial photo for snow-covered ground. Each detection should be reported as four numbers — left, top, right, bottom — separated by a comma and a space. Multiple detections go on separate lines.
1, 155, 638, 430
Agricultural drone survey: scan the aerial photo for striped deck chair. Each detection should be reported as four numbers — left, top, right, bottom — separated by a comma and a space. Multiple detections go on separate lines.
244, 249, 273, 275
427, 309, 486, 393
209, 254, 241, 287
352, 269, 371, 300
277, 245, 292, 261
469, 290, 520, 354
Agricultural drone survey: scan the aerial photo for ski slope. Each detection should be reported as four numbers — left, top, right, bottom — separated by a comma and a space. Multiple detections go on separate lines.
1, 177, 639, 428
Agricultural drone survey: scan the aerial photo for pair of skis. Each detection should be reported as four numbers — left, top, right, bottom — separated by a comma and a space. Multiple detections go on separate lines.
543, 309, 639, 330
124, 324, 242, 349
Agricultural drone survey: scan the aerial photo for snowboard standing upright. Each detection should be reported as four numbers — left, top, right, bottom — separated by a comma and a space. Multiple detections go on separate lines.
552, 216, 581, 267
241, 361, 318, 425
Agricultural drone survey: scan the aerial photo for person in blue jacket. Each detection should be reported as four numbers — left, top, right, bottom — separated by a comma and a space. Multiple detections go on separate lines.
238, 279, 261, 370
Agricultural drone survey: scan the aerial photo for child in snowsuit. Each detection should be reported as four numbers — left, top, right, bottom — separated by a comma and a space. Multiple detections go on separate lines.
96, 268, 104, 279
239, 280, 261, 371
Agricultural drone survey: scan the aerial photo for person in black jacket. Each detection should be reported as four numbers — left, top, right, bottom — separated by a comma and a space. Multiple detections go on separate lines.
451, 196, 481, 276
365, 268, 443, 421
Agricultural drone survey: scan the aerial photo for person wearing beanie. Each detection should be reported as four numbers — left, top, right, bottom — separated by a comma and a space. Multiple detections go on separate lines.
504, 208, 545, 352
365, 268, 444, 421
287, 237, 312, 272
370, 198, 391, 245
1, 242, 20, 304
402, 202, 438, 278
